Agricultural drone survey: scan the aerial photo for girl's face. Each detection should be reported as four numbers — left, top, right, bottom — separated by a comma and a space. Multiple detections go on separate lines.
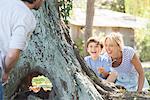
104, 38, 119, 58
87, 42, 102, 60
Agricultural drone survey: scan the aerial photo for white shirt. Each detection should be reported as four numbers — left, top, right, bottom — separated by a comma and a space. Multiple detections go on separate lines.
0, 0, 36, 56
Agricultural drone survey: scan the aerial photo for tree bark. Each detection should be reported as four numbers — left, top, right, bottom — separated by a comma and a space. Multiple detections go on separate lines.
4, 0, 103, 99
4, 0, 150, 100
84, 0, 95, 55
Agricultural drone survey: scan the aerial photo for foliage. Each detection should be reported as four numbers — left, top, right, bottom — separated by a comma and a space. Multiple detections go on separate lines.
74, 37, 85, 56
95, 0, 125, 12
135, 30, 150, 61
125, 0, 150, 61
73, 0, 125, 13
30, 75, 53, 92
125, 0, 150, 18
58, 0, 73, 24
72, 0, 87, 9
145, 71, 150, 85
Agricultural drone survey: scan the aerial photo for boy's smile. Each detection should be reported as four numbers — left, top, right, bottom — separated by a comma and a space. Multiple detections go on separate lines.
87, 42, 102, 60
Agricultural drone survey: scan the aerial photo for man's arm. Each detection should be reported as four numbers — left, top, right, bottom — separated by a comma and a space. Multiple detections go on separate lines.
2, 49, 21, 83
4, 49, 21, 74
3, 49, 20, 82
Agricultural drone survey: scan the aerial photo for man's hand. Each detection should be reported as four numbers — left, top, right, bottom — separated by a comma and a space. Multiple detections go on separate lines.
4, 49, 20, 74
2, 72, 9, 85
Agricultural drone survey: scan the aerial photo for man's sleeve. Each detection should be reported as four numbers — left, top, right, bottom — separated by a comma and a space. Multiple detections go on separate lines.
9, 12, 36, 50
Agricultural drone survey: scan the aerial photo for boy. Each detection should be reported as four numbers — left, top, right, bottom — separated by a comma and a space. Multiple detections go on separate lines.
84, 37, 117, 82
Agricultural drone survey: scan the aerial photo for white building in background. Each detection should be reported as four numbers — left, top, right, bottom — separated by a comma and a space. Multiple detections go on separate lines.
69, 8, 149, 47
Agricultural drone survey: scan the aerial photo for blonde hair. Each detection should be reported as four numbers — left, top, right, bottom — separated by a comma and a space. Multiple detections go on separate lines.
104, 32, 124, 50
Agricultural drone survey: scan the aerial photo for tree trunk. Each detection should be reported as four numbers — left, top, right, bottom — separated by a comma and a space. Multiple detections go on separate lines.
4, 0, 150, 100
83, 0, 95, 55
4, 0, 102, 99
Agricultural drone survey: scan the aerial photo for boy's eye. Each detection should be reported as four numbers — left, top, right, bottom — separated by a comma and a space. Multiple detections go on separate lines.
95, 45, 98, 48
89, 45, 93, 48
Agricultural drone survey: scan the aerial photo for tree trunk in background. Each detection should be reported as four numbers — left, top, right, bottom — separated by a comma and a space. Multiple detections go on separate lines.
84, 0, 95, 55
4, 0, 150, 100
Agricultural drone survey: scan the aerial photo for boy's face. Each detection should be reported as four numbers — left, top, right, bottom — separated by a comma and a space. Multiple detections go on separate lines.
87, 42, 102, 59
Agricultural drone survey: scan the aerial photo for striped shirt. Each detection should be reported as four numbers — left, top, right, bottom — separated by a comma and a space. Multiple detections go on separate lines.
111, 46, 138, 90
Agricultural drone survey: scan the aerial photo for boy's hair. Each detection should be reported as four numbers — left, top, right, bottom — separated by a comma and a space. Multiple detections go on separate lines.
21, 0, 36, 3
86, 37, 103, 48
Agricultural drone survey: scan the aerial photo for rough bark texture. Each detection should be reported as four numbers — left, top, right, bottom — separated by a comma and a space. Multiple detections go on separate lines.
4, 0, 102, 100
4, 0, 150, 100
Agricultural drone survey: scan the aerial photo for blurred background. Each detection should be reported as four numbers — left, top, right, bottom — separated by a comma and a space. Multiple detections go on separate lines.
58, 0, 150, 84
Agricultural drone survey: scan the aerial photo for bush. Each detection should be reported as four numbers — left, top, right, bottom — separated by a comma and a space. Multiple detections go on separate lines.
74, 37, 85, 56
135, 29, 150, 62
145, 71, 150, 85
139, 35, 150, 61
